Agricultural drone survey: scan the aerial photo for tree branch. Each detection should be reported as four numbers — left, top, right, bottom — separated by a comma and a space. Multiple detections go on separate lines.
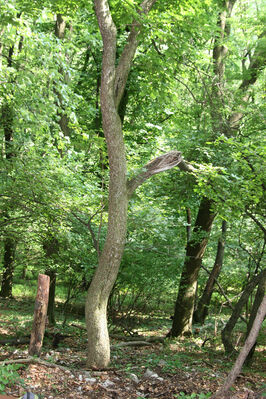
227, 31, 266, 132
127, 151, 196, 197
114, 0, 157, 109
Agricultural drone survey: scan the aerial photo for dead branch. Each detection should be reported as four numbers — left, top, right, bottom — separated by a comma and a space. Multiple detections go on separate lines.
0, 357, 70, 372
127, 151, 195, 196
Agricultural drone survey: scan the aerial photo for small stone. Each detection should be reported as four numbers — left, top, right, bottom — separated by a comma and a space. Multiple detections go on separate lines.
78, 374, 83, 381
158, 359, 167, 367
144, 368, 158, 379
85, 378, 97, 384
129, 373, 140, 384
100, 379, 115, 388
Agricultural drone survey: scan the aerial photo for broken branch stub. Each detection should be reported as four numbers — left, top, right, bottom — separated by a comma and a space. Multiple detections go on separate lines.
127, 151, 185, 196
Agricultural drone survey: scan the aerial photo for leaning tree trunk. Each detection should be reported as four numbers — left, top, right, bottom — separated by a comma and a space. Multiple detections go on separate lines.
212, 295, 266, 399
244, 269, 266, 365
194, 221, 227, 324
221, 270, 263, 354
171, 197, 216, 337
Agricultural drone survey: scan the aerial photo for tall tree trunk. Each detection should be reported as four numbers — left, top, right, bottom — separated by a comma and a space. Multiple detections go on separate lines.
0, 31, 23, 298
221, 270, 263, 354
212, 295, 266, 399
171, 198, 216, 337
194, 221, 227, 324
46, 270, 56, 326
54, 14, 71, 139
0, 102, 16, 298
0, 237, 16, 298
43, 236, 59, 326
85, 0, 191, 369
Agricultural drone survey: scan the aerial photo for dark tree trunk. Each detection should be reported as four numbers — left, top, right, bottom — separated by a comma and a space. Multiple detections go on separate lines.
54, 14, 71, 139
171, 198, 216, 337
186, 207, 192, 244
244, 269, 266, 365
29, 274, 50, 356
221, 270, 263, 354
43, 236, 59, 325
0, 35, 23, 299
0, 103, 16, 298
212, 295, 266, 399
0, 237, 16, 298
194, 221, 227, 324
46, 270, 57, 326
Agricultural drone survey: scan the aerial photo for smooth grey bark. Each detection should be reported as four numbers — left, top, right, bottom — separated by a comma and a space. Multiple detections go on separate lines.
212, 295, 266, 399
194, 221, 227, 324
85, 0, 195, 368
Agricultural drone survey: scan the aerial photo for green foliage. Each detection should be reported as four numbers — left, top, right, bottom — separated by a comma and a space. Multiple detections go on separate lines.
176, 393, 212, 399
0, 363, 24, 394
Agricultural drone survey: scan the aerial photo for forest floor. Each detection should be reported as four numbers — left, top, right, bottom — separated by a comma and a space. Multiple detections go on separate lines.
0, 297, 265, 399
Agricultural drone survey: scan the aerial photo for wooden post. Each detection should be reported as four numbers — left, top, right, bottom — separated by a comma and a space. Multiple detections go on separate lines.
28, 274, 50, 356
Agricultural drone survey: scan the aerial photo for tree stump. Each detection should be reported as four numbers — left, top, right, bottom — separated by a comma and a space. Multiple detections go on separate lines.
28, 274, 50, 356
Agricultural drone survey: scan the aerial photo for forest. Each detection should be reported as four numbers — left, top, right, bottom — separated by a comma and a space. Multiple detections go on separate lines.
0, 0, 265, 398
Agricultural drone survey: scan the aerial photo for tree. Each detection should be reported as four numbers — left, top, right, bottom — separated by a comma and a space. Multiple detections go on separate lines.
212, 295, 266, 399
84, 0, 200, 368
194, 221, 227, 324
221, 269, 264, 354
170, 0, 265, 337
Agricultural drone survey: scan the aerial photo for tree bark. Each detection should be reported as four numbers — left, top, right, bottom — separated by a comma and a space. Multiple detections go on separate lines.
212, 295, 266, 399
0, 94, 16, 299
170, 0, 265, 339
171, 198, 216, 337
194, 221, 227, 324
0, 237, 16, 298
221, 270, 263, 354
54, 14, 71, 139
0, 33, 23, 298
244, 269, 266, 365
43, 236, 59, 325
46, 270, 56, 326
85, 0, 191, 368
28, 274, 50, 356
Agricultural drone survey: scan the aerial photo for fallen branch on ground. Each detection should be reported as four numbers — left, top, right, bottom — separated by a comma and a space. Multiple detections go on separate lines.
0, 357, 70, 372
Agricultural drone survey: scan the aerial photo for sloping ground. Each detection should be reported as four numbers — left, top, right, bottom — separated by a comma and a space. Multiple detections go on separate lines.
1, 338, 265, 399
0, 298, 265, 398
